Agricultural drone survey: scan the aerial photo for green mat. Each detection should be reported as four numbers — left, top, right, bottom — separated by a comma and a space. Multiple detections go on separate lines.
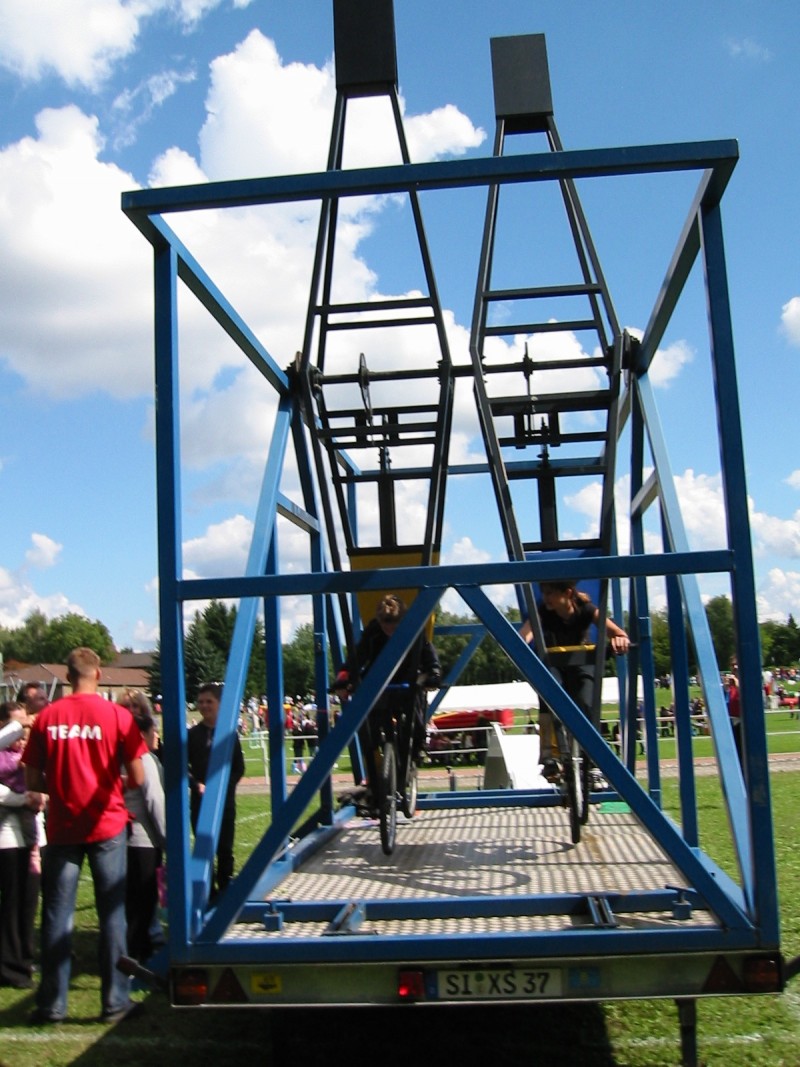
598, 800, 631, 813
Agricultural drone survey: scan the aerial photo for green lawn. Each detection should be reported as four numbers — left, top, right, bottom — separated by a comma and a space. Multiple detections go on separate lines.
1, 772, 797, 1067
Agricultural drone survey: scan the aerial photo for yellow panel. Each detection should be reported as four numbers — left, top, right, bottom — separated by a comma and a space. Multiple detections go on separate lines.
348, 549, 439, 641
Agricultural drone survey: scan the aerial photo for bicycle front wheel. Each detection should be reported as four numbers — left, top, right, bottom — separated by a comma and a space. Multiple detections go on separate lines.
379, 742, 398, 855
575, 734, 590, 826
565, 734, 586, 845
401, 762, 418, 819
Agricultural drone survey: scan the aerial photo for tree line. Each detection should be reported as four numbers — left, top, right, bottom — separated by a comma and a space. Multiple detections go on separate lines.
4, 596, 800, 704
146, 597, 800, 702
1, 610, 117, 666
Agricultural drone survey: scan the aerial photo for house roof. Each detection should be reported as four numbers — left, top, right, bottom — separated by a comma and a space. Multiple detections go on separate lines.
3, 662, 149, 690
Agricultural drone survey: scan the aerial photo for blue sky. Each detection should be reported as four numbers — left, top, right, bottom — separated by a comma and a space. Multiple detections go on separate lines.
1, 0, 799, 652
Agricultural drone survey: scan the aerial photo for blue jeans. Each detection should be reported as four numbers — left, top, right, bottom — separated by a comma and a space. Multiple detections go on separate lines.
37, 830, 131, 1019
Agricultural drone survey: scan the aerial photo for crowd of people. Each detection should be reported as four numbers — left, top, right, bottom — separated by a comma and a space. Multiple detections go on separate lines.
0, 650, 247, 1025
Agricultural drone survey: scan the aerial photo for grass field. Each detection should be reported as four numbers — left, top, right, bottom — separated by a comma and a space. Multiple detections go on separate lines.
1, 771, 798, 1067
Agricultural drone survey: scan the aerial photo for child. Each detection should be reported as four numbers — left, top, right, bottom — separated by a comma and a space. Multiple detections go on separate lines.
522, 580, 630, 788
0, 701, 44, 988
0, 704, 38, 848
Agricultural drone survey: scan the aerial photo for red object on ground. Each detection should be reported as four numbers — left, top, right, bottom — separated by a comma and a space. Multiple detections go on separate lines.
430, 707, 514, 731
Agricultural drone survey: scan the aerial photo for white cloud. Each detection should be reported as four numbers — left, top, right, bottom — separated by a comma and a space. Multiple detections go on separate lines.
111, 67, 197, 149
750, 506, 800, 558
133, 618, 160, 647
404, 103, 486, 161
182, 513, 254, 577
626, 328, 694, 388
178, 0, 254, 26
756, 568, 800, 623
564, 469, 728, 554
648, 338, 694, 388
0, 0, 256, 89
0, 565, 83, 630
0, 0, 142, 89
198, 32, 341, 180
672, 469, 727, 550
440, 536, 516, 616
0, 106, 154, 398
0, 533, 85, 630
0, 27, 484, 419
725, 37, 773, 63
786, 471, 800, 490
25, 532, 62, 569
197, 29, 484, 181
780, 296, 800, 346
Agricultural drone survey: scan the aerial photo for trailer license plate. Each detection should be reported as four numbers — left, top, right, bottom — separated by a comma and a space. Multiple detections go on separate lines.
437, 967, 561, 1000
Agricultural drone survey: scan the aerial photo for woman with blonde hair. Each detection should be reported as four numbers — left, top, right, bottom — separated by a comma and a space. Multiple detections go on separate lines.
116, 689, 153, 721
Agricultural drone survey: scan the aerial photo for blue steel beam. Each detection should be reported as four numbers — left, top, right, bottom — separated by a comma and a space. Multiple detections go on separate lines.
198, 587, 444, 942
427, 625, 486, 716
179, 925, 764, 967
242, 888, 705, 924
189, 393, 293, 919
699, 198, 778, 942
152, 240, 193, 958
665, 571, 700, 847
147, 215, 290, 394
175, 550, 734, 603
457, 586, 750, 931
635, 374, 752, 895
121, 140, 737, 219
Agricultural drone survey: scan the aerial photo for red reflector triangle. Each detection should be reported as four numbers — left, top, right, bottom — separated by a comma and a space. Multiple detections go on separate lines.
703, 956, 743, 994
211, 967, 248, 1004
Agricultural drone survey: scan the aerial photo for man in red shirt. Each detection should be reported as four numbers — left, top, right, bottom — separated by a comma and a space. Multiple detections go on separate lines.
23, 647, 146, 1024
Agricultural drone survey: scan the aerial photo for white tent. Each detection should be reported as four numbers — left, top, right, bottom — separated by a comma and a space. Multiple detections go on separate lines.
431, 677, 641, 713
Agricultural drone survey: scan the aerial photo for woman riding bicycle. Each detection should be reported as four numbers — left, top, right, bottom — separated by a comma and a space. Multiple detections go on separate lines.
334, 594, 441, 789
521, 579, 629, 789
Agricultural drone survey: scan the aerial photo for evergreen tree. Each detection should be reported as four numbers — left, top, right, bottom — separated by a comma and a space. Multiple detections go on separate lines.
704, 594, 735, 670
282, 623, 319, 699
148, 601, 266, 704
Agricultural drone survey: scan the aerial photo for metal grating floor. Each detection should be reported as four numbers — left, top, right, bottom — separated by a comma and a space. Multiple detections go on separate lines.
225, 803, 717, 940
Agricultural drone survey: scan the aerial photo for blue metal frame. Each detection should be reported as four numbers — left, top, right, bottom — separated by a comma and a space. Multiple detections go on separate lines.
123, 131, 779, 977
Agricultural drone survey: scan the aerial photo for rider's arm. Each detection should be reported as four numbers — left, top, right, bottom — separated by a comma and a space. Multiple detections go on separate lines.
418, 639, 442, 687
600, 613, 630, 654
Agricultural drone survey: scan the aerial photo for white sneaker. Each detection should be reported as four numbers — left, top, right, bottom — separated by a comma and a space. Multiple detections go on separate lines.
589, 769, 608, 792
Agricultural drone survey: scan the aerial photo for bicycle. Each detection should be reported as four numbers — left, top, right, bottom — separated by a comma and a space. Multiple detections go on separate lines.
539, 645, 596, 845
333, 680, 421, 855
370, 682, 420, 854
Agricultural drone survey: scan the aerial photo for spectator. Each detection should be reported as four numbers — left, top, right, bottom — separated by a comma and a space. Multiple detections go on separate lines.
187, 683, 244, 898
117, 688, 153, 722
22, 648, 146, 1025
0, 702, 46, 989
118, 689, 162, 763
292, 716, 307, 774
17, 682, 49, 720
726, 662, 743, 763
124, 714, 166, 962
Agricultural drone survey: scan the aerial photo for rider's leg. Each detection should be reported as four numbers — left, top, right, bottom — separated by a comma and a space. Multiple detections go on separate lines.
411, 691, 427, 761
566, 665, 607, 789
538, 666, 563, 773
